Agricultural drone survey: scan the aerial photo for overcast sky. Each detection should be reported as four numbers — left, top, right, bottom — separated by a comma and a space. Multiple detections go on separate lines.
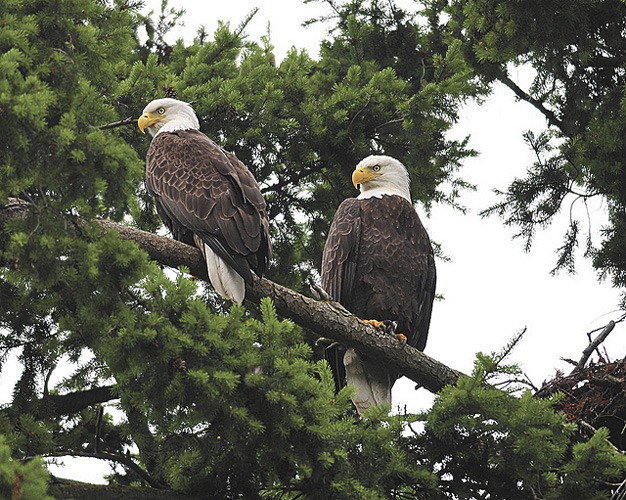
6, 0, 624, 484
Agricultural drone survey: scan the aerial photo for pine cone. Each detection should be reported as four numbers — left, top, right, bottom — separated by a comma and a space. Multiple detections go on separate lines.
164, 86, 177, 99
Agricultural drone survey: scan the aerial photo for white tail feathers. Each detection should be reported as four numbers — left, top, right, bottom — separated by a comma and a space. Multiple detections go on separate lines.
196, 239, 246, 304
343, 347, 393, 415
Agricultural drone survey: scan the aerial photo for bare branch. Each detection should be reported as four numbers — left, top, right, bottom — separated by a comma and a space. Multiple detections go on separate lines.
611, 478, 626, 500
45, 450, 165, 488
99, 117, 135, 130
0, 384, 118, 419
498, 72, 566, 132
48, 477, 202, 500
572, 313, 626, 374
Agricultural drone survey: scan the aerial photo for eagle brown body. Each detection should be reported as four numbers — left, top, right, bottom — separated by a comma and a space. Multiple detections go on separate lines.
146, 130, 271, 283
320, 155, 436, 414
139, 98, 271, 303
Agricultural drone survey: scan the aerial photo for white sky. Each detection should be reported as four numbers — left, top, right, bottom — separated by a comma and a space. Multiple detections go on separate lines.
4, 0, 624, 484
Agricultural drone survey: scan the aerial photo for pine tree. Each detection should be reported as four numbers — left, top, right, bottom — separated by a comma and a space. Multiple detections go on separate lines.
1, 0, 626, 498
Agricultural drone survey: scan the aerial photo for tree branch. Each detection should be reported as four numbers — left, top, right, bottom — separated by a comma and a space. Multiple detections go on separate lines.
572, 313, 626, 375
498, 72, 566, 132
47, 477, 205, 500
0, 198, 462, 393
0, 385, 118, 420
99, 117, 135, 130
45, 450, 164, 489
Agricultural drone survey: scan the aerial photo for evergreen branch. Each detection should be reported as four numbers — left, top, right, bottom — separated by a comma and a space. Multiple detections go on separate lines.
0, 198, 463, 394
578, 420, 626, 456
125, 401, 160, 473
189, 8, 257, 80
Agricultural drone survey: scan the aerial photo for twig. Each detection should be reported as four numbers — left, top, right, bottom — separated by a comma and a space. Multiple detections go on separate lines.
492, 376, 538, 392
498, 71, 566, 132
611, 478, 626, 500
309, 279, 331, 301
99, 117, 135, 130
579, 420, 626, 456
95, 405, 104, 453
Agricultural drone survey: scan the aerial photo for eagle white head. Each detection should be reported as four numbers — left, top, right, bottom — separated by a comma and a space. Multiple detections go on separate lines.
352, 155, 411, 202
138, 98, 200, 137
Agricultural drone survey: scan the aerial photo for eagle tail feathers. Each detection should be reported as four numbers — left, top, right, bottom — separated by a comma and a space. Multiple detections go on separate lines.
343, 347, 392, 416
202, 243, 246, 304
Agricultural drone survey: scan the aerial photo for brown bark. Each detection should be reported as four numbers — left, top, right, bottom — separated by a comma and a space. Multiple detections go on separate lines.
1, 198, 462, 394
20, 385, 117, 419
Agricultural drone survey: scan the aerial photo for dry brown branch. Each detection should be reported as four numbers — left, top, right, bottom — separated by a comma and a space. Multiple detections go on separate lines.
539, 358, 626, 450
572, 313, 626, 374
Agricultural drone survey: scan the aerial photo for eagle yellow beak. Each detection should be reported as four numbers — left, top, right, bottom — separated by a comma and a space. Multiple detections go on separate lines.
138, 112, 164, 134
352, 167, 382, 188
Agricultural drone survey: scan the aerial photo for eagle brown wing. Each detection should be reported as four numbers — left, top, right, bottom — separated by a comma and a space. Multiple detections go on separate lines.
320, 198, 362, 392
145, 129, 271, 282
320, 198, 362, 307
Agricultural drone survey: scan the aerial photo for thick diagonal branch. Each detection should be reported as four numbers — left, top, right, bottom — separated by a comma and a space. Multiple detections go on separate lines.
1, 198, 462, 393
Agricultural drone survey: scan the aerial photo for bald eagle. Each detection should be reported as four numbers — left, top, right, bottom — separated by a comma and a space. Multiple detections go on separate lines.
321, 155, 436, 415
138, 98, 272, 303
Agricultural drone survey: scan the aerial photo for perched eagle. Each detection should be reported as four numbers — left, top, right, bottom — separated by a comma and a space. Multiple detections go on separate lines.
321, 155, 436, 415
138, 98, 272, 303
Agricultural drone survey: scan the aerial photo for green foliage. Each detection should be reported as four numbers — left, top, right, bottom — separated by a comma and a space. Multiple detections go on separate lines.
114, 0, 481, 286
91, 278, 437, 498
0, 435, 51, 500
425, 353, 626, 499
1, 0, 626, 498
558, 428, 626, 500
426, 355, 571, 498
0, 0, 144, 218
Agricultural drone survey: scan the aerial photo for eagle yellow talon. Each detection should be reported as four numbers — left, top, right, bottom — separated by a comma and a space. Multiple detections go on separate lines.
363, 319, 386, 329
363, 319, 407, 348
396, 333, 408, 349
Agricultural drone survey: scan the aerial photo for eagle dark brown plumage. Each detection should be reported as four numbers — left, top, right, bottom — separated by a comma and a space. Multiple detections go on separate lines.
138, 98, 271, 303
321, 155, 436, 414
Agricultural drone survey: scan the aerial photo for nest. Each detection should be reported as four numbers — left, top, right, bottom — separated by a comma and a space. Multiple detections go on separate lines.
538, 358, 626, 451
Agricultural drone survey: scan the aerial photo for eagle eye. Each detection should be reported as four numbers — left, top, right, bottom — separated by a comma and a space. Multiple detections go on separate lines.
157, 107, 166, 114
372, 165, 381, 172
